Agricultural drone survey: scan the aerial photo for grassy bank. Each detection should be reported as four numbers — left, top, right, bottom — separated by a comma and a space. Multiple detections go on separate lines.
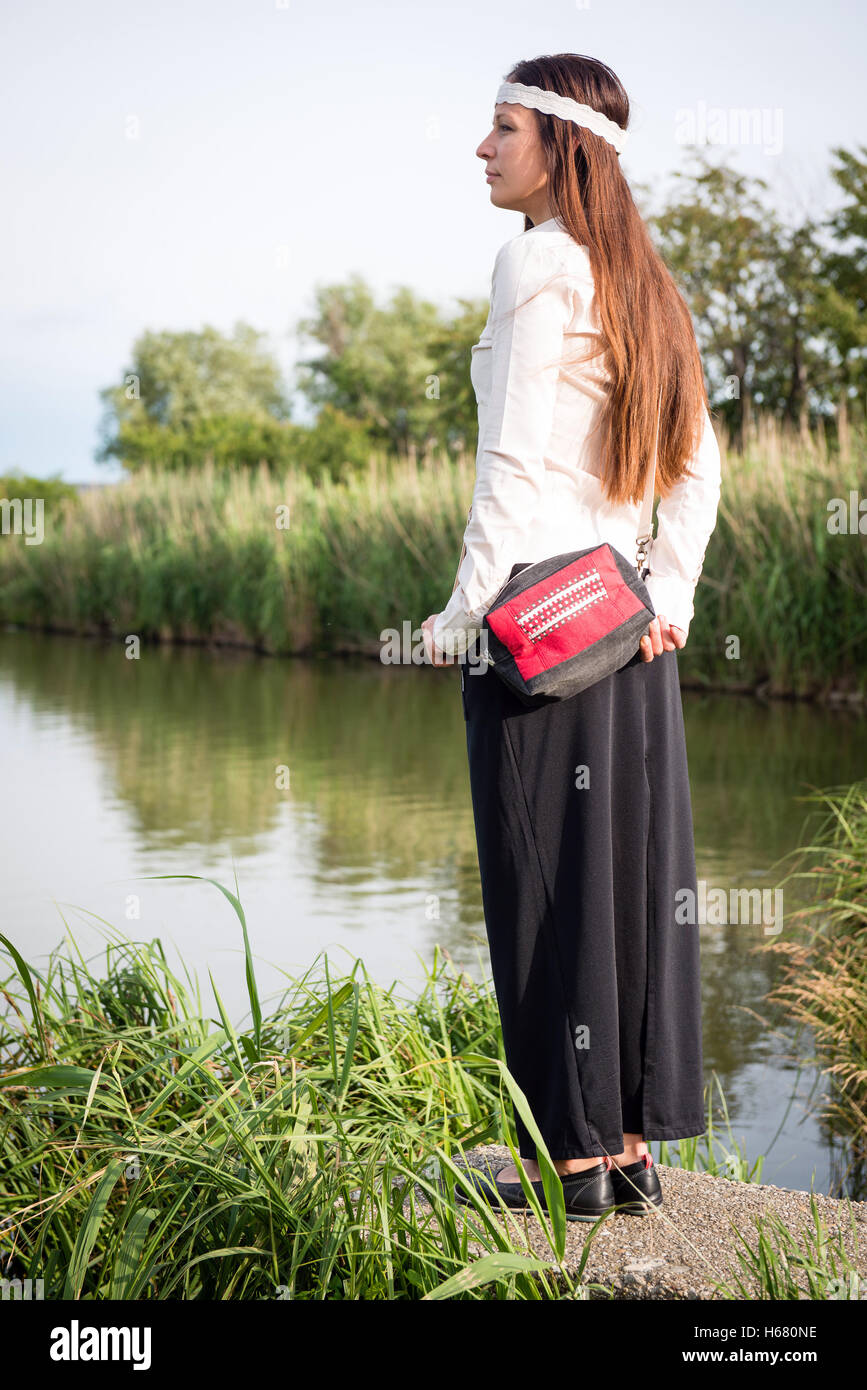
0, 874, 863, 1300
763, 779, 867, 1153
1, 412, 865, 696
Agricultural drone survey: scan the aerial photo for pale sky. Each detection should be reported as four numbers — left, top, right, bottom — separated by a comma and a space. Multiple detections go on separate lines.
2, 0, 864, 482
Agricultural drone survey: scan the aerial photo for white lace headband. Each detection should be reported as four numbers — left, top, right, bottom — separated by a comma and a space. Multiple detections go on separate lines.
495, 80, 628, 157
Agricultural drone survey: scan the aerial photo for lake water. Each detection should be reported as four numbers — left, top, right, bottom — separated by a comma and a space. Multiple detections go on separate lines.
3, 627, 866, 1198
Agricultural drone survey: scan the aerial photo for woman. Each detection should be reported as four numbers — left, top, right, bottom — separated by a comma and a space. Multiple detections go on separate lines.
421, 53, 721, 1221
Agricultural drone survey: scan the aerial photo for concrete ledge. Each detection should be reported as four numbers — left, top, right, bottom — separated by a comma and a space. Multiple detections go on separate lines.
416, 1144, 867, 1299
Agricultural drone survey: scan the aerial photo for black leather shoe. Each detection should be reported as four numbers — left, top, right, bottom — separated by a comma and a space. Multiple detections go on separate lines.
609, 1152, 663, 1215
452, 1158, 616, 1223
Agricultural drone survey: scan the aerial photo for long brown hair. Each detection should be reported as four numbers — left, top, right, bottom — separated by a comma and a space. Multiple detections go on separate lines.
505, 53, 709, 505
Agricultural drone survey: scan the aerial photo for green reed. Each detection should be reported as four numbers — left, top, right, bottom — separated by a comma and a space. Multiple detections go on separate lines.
762, 779, 867, 1147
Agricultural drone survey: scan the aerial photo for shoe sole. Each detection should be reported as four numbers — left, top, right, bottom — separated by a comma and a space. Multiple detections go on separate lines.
454, 1186, 661, 1220
456, 1196, 616, 1223
612, 1195, 664, 1216
452, 1185, 616, 1223
563, 1206, 617, 1222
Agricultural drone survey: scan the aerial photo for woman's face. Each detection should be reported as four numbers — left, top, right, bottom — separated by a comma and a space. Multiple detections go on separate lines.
476, 101, 551, 224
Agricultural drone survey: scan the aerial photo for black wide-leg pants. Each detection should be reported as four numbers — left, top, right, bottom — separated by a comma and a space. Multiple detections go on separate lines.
460, 581, 707, 1160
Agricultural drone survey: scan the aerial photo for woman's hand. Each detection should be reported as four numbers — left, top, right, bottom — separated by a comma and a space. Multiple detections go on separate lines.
421, 614, 457, 666
639, 614, 687, 661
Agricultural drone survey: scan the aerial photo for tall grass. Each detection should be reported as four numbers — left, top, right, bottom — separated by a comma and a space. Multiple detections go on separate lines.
1, 875, 863, 1299
762, 780, 867, 1150
0, 450, 473, 659
0, 875, 616, 1301
1, 412, 865, 695
690, 413, 867, 697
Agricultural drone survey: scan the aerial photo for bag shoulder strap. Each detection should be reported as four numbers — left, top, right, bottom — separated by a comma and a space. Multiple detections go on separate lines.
635, 389, 662, 571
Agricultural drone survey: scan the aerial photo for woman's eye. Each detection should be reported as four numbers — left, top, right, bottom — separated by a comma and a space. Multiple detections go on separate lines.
498, 124, 512, 132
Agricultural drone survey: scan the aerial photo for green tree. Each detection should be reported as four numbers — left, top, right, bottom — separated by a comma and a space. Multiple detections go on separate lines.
0, 470, 81, 507
821, 145, 867, 432
749, 216, 834, 438
294, 275, 487, 458
651, 154, 783, 448
290, 403, 379, 482
652, 148, 867, 447
97, 323, 292, 471
425, 298, 491, 455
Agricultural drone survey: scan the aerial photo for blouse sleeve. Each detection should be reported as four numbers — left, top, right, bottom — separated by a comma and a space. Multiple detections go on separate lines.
432, 236, 573, 657
643, 405, 722, 635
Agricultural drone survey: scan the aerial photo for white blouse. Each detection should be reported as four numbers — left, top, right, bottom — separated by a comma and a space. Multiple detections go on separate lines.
432, 215, 722, 657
